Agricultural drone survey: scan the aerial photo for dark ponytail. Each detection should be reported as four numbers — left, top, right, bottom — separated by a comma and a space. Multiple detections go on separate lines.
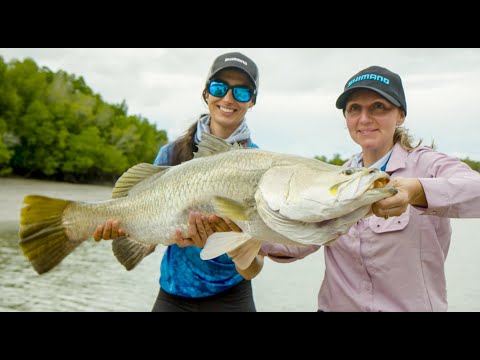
170, 119, 202, 165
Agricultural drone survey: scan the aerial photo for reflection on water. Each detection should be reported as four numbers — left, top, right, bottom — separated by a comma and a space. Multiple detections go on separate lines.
0, 225, 163, 312
3, 219, 480, 312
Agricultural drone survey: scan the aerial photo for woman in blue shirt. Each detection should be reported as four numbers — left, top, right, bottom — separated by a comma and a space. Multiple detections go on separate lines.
93, 51, 263, 311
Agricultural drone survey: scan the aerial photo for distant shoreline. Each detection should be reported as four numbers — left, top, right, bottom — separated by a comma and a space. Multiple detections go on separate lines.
0, 173, 116, 186
0, 177, 113, 226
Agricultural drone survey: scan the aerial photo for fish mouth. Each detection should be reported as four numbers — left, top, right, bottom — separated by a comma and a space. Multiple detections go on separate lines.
361, 167, 392, 190
362, 171, 398, 197
366, 177, 398, 196
370, 177, 390, 190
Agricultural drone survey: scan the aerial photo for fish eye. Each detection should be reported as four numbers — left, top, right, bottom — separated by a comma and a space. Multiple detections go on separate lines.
342, 169, 354, 176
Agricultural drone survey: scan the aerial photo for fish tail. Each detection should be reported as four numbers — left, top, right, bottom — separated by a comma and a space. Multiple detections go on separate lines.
19, 195, 82, 275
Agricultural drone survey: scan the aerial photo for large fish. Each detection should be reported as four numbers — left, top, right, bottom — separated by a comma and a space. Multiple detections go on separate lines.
19, 133, 396, 274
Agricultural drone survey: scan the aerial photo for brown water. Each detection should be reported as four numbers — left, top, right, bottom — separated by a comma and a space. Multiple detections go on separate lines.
1, 178, 479, 312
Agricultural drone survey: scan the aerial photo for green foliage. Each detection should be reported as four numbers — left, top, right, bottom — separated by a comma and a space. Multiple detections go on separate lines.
462, 157, 480, 172
314, 153, 480, 173
315, 153, 348, 166
63, 126, 128, 175
0, 56, 168, 183
0, 118, 13, 175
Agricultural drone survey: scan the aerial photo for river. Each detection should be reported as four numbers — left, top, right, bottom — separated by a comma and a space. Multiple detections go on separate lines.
1, 177, 478, 312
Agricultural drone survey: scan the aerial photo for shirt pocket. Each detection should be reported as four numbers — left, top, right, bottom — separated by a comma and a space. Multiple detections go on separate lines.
368, 206, 411, 233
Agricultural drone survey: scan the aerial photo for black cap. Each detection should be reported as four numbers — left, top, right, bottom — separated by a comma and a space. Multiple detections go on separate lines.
336, 66, 407, 115
206, 52, 259, 100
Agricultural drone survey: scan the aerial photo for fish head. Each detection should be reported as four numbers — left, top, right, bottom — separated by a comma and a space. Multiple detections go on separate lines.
259, 162, 396, 223
329, 167, 392, 202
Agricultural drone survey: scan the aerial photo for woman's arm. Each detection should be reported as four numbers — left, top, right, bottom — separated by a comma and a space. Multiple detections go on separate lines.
235, 253, 265, 280
374, 150, 480, 219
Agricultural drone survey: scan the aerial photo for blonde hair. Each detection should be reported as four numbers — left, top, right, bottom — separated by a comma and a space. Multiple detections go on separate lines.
393, 126, 435, 151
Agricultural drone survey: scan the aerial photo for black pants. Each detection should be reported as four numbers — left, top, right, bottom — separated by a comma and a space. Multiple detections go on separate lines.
152, 280, 256, 312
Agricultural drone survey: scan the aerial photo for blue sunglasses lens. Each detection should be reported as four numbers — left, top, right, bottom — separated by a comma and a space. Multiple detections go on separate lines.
232, 87, 252, 102
209, 82, 229, 97
209, 81, 252, 102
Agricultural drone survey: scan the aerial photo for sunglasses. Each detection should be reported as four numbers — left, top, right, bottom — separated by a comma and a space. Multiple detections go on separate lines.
208, 81, 255, 103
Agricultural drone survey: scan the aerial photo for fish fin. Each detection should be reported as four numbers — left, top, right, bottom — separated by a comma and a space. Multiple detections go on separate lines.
212, 196, 253, 221
112, 236, 157, 271
193, 133, 243, 159
200, 232, 252, 261
227, 239, 262, 270
19, 195, 82, 275
112, 163, 169, 199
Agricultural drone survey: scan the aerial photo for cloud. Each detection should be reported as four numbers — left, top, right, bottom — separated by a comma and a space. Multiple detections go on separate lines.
2, 48, 480, 160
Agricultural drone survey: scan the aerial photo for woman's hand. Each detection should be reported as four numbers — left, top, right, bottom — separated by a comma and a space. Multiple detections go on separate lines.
93, 219, 127, 241
372, 177, 427, 218
174, 211, 265, 279
175, 211, 241, 248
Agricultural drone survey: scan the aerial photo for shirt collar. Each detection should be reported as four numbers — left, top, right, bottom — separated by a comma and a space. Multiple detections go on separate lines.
350, 148, 394, 171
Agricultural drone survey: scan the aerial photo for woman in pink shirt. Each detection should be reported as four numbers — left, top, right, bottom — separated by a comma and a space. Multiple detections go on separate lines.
180, 65, 480, 311
260, 65, 480, 311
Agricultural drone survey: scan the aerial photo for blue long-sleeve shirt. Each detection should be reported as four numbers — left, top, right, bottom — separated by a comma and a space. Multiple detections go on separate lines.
154, 137, 258, 298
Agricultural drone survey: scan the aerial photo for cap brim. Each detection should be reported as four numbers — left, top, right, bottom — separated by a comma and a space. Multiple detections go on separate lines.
209, 65, 257, 90
336, 86, 401, 110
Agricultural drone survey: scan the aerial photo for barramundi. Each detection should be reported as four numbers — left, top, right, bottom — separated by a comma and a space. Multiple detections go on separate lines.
19, 133, 397, 274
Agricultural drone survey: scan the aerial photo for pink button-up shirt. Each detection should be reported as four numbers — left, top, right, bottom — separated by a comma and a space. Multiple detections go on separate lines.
262, 143, 480, 311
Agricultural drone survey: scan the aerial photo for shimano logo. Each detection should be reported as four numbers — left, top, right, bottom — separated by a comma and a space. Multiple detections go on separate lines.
348, 74, 390, 88
225, 57, 247, 66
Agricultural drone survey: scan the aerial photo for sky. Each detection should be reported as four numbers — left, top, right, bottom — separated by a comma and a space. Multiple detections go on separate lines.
1, 48, 480, 161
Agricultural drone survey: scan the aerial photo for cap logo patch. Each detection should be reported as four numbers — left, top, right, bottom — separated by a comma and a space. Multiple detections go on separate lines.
347, 74, 390, 88
224, 57, 247, 66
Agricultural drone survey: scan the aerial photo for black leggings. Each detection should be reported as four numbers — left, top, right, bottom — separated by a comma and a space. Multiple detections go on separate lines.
152, 280, 256, 312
